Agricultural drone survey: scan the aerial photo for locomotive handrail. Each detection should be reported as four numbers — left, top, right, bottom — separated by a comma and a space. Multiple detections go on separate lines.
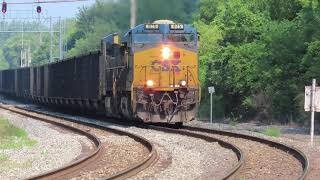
106, 65, 126, 70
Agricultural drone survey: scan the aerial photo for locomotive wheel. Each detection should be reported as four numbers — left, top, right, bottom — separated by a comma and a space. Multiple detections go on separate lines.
120, 95, 133, 119
174, 122, 183, 128
104, 97, 112, 116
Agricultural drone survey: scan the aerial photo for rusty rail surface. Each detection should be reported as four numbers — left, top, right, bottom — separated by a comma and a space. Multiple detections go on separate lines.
13, 105, 243, 180
9, 103, 309, 179
0, 104, 102, 179
183, 125, 309, 180
1, 104, 157, 179
144, 125, 244, 180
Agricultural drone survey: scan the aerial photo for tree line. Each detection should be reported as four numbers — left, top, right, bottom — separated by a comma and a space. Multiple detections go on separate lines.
197, 0, 320, 126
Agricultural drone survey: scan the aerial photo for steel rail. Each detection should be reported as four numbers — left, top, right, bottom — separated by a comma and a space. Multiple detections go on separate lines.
0, 104, 102, 179
11, 104, 158, 179
182, 125, 309, 180
12, 105, 243, 179
143, 125, 244, 180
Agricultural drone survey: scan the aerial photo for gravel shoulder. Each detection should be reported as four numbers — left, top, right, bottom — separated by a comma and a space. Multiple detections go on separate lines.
188, 120, 318, 180
17, 106, 240, 180
84, 125, 238, 180
0, 109, 93, 179
0, 96, 242, 179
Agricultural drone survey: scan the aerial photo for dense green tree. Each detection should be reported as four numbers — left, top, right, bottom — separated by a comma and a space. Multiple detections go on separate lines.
197, 0, 320, 125
66, 0, 199, 56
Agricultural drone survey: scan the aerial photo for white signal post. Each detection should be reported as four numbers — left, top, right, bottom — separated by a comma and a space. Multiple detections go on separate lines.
208, 86, 215, 124
311, 79, 316, 145
305, 79, 317, 146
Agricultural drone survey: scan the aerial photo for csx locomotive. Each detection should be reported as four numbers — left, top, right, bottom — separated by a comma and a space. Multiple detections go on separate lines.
0, 20, 200, 125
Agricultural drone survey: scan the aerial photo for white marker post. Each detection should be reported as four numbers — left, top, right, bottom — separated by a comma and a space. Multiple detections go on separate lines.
208, 86, 215, 124
311, 79, 316, 145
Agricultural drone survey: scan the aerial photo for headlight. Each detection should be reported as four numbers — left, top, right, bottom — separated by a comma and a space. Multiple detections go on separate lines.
180, 80, 187, 86
146, 80, 154, 87
161, 46, 171, 60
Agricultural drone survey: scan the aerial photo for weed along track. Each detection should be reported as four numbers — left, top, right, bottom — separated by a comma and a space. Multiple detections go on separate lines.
0, 104, 157, 179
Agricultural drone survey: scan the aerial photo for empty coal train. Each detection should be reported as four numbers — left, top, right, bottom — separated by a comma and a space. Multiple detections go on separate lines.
0, 20, 200, 125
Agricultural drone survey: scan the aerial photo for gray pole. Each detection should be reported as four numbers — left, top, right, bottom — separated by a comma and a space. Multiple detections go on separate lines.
130, 0, 136, 28
49, 16, 53, 62
21, 22, 24, 67
311, 79, 316, 145
59, 17, 63, 60
210, 92, 213, 124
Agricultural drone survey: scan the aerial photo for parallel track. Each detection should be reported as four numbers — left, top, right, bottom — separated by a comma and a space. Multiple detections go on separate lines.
182, 125, 309, 180
0, 104, 157, 179
144, 124, 244, 179
13, 105, 244, 179
11, 103, 309, 179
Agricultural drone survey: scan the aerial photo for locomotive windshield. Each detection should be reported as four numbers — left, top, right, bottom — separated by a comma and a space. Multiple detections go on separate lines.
134, 34, 163, 44
167, 33, 195, 43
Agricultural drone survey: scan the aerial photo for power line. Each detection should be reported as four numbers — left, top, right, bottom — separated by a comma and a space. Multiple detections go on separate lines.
5, 0, 88, 5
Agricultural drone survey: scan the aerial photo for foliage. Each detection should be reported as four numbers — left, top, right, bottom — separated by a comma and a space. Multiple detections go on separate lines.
0, 154, 8, 162
0, 117, 36, 149
196, 0, 320, 125
261, 127, 281, 137
66, 0, 198, 56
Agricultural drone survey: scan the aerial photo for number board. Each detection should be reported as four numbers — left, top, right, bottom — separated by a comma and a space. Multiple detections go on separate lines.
145, 24, 159, 30
169, 24, 184, 30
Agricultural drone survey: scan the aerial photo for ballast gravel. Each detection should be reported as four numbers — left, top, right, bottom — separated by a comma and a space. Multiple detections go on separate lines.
0, 109, 92, 179
187, 120, 309, 180
124, 127, 237, 180
0, 96, 240, 179
17, 104, 239, 179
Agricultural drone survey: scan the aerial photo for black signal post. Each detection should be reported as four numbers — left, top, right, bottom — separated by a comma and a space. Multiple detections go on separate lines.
36, 5, 41, 13
2, 2, 7, 14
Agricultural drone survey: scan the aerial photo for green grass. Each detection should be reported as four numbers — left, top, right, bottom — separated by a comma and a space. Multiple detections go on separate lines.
228, 117, 238, 127
0, 154, 9, 162
0, 117, 37, 149
261, 127, 281, 137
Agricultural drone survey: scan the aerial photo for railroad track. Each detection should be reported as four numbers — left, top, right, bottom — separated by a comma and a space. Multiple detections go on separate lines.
12, 104, 244, 179
0, 104, 157, 179
142, 124, 244, 179
7, 103, 309, 179
181, 125, 309, 180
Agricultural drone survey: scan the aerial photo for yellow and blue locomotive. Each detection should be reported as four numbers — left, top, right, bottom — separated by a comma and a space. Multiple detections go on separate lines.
102, 20, 200, 124
0, 20, 200, 126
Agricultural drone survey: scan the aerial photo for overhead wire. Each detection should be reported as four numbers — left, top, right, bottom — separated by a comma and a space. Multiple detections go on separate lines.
4, 0, 88, 5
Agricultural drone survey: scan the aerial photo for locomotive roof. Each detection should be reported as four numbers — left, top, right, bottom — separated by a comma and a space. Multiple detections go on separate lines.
121, 22, 197, 43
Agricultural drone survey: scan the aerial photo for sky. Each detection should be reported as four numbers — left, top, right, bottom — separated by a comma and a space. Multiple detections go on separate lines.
5, 0, 95, 18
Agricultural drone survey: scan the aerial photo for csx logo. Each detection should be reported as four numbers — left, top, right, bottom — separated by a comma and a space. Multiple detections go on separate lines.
151, 60, 181, 72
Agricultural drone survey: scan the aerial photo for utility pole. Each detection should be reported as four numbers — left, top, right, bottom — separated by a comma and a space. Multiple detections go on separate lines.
130, 0, 136, 28
49, 16, 53, 62
59, 16, 63, 60
21, 22, 24, 67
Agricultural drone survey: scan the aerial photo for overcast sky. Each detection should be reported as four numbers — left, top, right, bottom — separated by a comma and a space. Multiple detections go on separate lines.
5, 0, 95, 18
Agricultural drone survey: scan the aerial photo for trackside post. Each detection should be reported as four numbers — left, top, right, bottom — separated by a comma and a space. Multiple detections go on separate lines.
208, 86, 215, 124
305, 79, 317, 146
